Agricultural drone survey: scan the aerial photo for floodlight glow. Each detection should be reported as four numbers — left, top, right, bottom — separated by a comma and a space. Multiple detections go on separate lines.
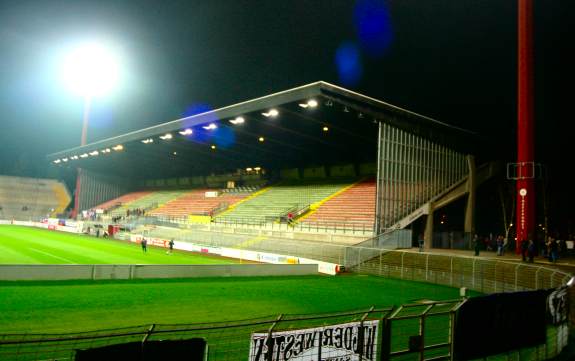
262, 109, 279, 117
80, 153, 89, 158
159, 133, 173, 140
71, 155, 79, 160
258, 136, 265, 142
62, 158, 69, 162
202, 123, 217, 130
179, 128, 193, 135
141, 138, 154, 144
112, 145, 123, 151
62, 42, 121, 97
104, 148, 111, 153
211, 145, 216, 150
89, 150, 99, 156
229, 117, 245, 125
254, 167, 261, 171
53, 159, 61, 164
323, 126, 329, 132
173, 151, 177, 155
246, 167, 253, 172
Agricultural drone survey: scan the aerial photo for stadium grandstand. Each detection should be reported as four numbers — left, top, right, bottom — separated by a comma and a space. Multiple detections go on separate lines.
48, 81, 485, 249
0, 175, 70, 220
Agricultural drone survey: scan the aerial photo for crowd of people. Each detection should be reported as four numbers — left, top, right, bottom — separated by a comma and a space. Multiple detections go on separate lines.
472, 233, 571, 263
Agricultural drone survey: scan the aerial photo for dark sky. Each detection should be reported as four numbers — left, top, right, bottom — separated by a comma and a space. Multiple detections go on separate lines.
0, 0, 573, 228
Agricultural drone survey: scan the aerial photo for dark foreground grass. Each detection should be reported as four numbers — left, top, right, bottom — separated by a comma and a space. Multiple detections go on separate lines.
0, 225, 235, 265
0, 275, 479, 333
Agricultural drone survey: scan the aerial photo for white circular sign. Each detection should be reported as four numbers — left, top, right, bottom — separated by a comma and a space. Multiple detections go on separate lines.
519, 188, 527, 197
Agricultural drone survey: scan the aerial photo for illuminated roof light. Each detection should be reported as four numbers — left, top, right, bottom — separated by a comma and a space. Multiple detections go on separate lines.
323, 126, 329, 132
299, 99, 318, 108
89, 150, 99, 156
53, 159, 61, 164
262, 109, 279, 117
179, 128, 193, 136
71, 155, 79, 160
254, 167, 261, 171
112, 145, 123, 151
173, 151, 177, 155
258, 136, 265, 142
229, 117, 245, 125
202, 123, 218, 130
211, 145, 216, 150
246, 167, 253, 172
62, 158, 69, 162
159, 133, 173, 140
80, 153, 89, 158
141, 138, 154, 144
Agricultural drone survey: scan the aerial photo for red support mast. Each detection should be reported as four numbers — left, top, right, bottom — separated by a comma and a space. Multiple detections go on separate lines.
516, 0, 535, 253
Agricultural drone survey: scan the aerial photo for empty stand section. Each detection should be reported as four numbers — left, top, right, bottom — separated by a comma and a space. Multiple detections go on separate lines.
215, 180, 352, 224
0, 176, 71, 220
106, 190, 189, 218
93, 191, 151, 211
300, 178, 375, 230
149, 190, 247, 218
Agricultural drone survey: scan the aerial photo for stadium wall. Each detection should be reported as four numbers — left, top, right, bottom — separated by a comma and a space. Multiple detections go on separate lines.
0, 264, 318, 281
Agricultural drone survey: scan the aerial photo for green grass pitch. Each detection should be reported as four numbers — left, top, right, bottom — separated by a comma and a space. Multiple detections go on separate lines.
0, 225, 235, 265
0, 225, 479, 334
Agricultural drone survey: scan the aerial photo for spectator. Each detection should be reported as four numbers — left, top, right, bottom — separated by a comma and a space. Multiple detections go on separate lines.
496, 235, 504, 256
521, 239, 528, 261
473, 234, 481, 256
528, 240, 535, 263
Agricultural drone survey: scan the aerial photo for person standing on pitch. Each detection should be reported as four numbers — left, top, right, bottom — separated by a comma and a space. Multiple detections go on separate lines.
141, 238, 148, 253
167, 239, 174, 254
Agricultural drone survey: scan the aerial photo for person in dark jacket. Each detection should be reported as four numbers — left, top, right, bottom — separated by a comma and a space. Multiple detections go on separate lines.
141, 238, 148, 253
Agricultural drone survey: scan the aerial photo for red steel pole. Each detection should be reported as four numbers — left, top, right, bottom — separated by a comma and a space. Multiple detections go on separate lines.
516, 0, 535, 253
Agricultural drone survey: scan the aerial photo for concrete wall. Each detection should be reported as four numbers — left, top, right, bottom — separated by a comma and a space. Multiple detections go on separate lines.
0, 264, 318, 281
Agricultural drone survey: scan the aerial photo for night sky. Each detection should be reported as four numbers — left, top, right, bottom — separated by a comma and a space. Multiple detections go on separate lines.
0, 0, 573, 232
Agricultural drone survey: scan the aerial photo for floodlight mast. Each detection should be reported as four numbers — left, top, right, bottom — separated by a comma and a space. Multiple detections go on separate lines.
515, 0, 535, 253
64, 43, 119, 219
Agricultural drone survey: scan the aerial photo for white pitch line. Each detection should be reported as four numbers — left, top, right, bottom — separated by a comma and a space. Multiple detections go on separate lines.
29, 248, 75, 264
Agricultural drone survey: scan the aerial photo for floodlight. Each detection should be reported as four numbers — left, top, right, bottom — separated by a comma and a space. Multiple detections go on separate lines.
80, 153, 89, 158
89, 150, 99, 156
211, 145, 216, 150
229, 117, 245, 125
71, 155, 79, 160
62, 42, 121, 97
258, 136, 265, 142
141, 138, 154, 144
246, 167, 253, 172
262, 109, 279, 117
62, 158, 69, 162
179, 128, 193, 135
112, 145, 123, 151
53, 159, 61, 164
173, 151, 177, 155
299, 99, 318, 108
202, 123, 217, 130
159, 133, 173, 140
254, 167, 261, 171
323, 126, 329, 132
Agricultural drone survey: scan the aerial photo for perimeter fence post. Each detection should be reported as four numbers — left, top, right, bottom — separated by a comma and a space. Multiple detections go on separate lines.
266, 314, 283, 361
358, 306, 375, 361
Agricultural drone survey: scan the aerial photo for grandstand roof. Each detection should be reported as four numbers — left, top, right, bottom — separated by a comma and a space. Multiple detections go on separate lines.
47, 81, 476, 178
